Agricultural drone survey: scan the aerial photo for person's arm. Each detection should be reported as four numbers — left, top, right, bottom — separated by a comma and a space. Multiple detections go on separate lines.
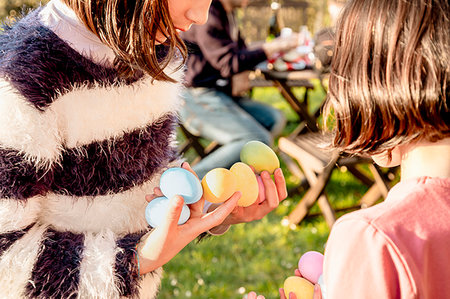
190, 7, 267, 78
323, 218, 414, 299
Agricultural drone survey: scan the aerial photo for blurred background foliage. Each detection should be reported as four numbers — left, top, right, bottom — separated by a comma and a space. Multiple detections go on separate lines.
0, 0, 47, 20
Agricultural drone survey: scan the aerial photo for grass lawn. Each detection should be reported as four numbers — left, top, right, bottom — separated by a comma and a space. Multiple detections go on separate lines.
159, 81, 370, 298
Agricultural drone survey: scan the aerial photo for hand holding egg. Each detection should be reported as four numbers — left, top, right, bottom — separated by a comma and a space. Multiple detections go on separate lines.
199, 141, 281, 208
284, 276, 315, 299
145, 167, 203, 227
145, 196, 190, 227
282, 251, 324, 299
146, 140, 283, 227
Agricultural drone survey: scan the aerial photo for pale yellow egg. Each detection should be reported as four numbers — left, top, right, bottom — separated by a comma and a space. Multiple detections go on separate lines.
201, 168, 237, 203
240, 140, 280, 174
284, 276, 314, 299
230, 162, 259, 207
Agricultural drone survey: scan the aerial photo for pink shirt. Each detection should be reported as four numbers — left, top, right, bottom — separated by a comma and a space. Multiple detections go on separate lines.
323, 177, 450, 299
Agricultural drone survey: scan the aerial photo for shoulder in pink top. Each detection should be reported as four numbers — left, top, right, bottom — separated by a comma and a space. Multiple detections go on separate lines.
323, 177, 450, 299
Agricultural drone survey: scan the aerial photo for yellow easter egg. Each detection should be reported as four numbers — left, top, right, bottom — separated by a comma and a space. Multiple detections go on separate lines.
240, 140, 280, 174
284, 276, 314, 299
201, 168, 237, 203
230, 162, 259, 207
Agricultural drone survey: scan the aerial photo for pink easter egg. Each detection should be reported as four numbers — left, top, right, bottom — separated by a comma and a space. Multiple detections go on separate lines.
298, 251, 324, 284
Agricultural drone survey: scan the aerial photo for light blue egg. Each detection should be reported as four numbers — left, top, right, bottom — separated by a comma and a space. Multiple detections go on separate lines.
145, 197, 190, 228
159, 167, 203, 204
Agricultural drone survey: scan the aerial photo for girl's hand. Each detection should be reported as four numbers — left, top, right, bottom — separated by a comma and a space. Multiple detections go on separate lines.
137, 163, 240, 274
247, 286, 321, 299
206, 166, 288, 233
278, 286, 322, 299
278, 289, 297, 299
278, 269, 322, 299
248, 270, 322, 299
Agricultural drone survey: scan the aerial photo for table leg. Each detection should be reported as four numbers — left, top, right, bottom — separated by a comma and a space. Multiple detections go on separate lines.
273, 80, 318, 132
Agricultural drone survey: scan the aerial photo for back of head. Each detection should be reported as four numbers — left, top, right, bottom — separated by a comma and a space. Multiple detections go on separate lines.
62, 0, 187, 81
324, 0, 450, 155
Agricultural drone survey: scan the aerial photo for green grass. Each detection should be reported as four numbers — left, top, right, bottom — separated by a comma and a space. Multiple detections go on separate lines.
161, 82, 367, 298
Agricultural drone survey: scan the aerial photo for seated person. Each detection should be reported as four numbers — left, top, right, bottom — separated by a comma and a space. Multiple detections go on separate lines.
180, 0, 299, 178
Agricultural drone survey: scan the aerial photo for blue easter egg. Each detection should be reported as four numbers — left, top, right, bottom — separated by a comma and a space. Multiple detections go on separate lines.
145, 197, 190, 228
159, 167, 203, 204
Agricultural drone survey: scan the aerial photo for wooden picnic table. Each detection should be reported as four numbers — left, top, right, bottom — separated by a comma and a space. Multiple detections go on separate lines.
253, 65, 395, 228
260, 68, 321, 132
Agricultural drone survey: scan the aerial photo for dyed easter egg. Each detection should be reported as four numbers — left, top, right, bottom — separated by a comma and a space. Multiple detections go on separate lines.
145, 196, 190, 227
201, 168, 237, 203
298, 251, 324, 284
284, 276, 314, 299
240, 141, 280, 174
159, 167, 202, 204
230, 162, 259, 207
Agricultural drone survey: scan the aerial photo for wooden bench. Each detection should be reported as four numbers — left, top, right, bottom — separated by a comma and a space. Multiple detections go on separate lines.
279, 131, 393, 228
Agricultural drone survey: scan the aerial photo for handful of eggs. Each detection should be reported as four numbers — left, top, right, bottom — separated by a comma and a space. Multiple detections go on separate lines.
145, 167, 202, 228
201, 141, 280, 207
283, 251, 324, 298
145, 140, 280, 227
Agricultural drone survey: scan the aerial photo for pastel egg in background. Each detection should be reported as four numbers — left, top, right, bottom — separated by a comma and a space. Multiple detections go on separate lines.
298, 251, 324, 284
159, 167, 203, 204
240, 140, 280, 174
284, 276, 314, 299
201, 168, 237, 203
230, 162, 259, 207
145, 196, 190, 228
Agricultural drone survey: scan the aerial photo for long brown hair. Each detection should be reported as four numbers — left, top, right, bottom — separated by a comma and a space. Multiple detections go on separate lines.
324, 0, 449, 155
62, 0, 187, 81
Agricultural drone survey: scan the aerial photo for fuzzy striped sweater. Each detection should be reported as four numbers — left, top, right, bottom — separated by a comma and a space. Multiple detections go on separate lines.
0, 5, 184, 299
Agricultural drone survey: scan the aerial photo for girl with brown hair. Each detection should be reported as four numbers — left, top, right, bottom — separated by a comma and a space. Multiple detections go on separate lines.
248, 0, 449, 298
0, 0, 287, 298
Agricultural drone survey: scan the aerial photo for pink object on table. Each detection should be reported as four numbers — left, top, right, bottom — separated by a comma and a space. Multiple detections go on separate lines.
298, 251, 324, 284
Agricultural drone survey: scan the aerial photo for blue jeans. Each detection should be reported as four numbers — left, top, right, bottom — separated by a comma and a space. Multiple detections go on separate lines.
180, 88, 286, 178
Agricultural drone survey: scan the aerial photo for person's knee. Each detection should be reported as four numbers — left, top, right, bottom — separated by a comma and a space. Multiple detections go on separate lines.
270, 110, 287, 137
245, 130, 273, 147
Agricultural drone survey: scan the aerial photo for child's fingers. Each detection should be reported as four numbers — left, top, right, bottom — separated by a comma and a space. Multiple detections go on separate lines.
294, 269, 302, 277
279, 288, 287, 299
289, 292, 297, 299
145, 187, 163, 202
313, 284, 322, 299
274, 168, 288, 201
198, 192, 240, 232
160, 195, 184, 232
181, 162, 199, 179
256, 176, 266, 204
189, 198, 205, 218
260, 171, 279, 208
